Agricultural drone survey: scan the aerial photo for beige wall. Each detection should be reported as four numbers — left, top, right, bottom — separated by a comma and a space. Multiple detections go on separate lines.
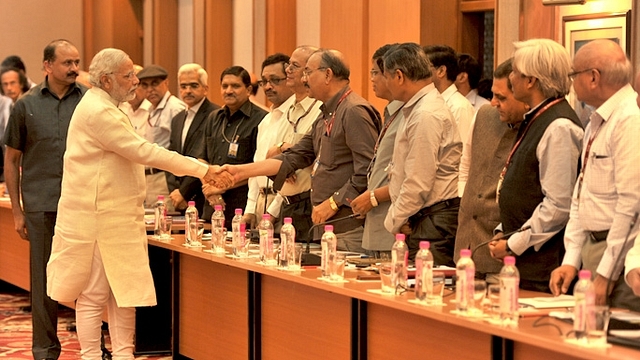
0, 0, 84, 84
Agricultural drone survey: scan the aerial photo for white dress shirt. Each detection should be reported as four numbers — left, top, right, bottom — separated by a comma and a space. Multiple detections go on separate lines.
466, 89, 491, 112
441, 83, 475, 143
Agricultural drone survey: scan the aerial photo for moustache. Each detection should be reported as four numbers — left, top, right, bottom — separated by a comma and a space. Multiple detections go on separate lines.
67, 71, 79, 78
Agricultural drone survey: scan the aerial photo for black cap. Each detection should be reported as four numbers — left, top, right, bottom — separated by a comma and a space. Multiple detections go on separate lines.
137, 65, 168, 80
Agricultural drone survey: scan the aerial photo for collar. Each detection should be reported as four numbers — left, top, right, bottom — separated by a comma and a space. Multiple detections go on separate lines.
404, 83, 436, 109
385, 100, 404, 117
320, 85, 351, 118
224, 99, 253, 119
91, 86, 120, 106
272, 94, 296, 115
440, 83, 458, 101
188, 97, 206, 114
41, 76, 84, 98
153, 91, 172, 111
591, 84, 636, 129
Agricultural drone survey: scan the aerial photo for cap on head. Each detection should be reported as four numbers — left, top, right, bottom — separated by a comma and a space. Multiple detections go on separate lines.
137, 64, 168, 80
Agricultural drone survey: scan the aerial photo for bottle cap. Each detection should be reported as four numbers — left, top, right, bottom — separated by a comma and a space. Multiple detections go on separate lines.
262, 214, 270, 220
504, 256, 516, 266
324, 225, 334, 232
235, 208, 243, 215
284, 217, 293, 224
395, 233, 406, 242
188, 201, 195, 207
157, 195, 165, 201
214, 205, 223, 211
578, 269, 592, 280
240, 222, 246, 232
419, 241, 430, 250
460, 249, 471, 257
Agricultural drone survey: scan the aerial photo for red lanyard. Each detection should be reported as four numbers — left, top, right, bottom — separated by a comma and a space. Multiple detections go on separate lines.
496, 98, 563, 202
577, 121, 604, 199
324, 89, 352, 136
374, 105, 403, 154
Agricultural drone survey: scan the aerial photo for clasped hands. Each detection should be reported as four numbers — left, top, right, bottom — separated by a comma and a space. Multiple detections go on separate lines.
202, 165, 236, 190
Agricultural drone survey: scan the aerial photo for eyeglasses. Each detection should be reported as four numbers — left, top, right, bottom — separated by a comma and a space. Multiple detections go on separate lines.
302, 67, 327, 77
109, 71, 136, 80
568, 68, 600, 79
257, 77, 287, 87
285, 62, 302, 71
179, 82, 202, 90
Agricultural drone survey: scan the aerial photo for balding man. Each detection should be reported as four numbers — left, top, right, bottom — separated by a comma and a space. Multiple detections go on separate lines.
488, 39, 583, 293
221, 49, 381, 252
547, 40, 640, 310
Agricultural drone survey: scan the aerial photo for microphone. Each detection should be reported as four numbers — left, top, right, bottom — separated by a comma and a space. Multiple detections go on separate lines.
301, 213, 359, 266
605, 212, 639, 308
471, 225, 532, 263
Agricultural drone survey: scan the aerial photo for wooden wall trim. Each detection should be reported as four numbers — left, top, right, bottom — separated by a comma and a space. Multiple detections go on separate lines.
203, 0, 233, 105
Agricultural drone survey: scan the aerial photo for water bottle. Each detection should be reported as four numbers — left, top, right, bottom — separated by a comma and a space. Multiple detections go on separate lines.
321, 225, 337, 278
280, 217, 296, 268
499, 256, 520, 327
456, 249, 475, 313
415, 241, 433, 302
258, 214, 274, 264
154, 195, 166, 237
231, 209, 243, 256
235, 222, 249, 257
185, 201, 199, 246
573, 269, 595, 340
391, 233, 408, 289
211, 205, 226, 252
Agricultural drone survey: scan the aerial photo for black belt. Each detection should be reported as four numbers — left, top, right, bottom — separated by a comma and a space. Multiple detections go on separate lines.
589, 230, 609, 243
409, 197, 460, 226
259, 187, 276, 195
282, 190, 311, 205
145, 168, 164, 175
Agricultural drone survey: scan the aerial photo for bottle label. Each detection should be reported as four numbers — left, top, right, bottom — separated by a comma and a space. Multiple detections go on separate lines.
500, 277, 519, 314
321, 242, 328, 276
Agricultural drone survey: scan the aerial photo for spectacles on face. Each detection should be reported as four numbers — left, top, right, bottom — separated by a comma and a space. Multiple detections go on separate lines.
568, 68, 600, 80
257, 77, 287, 87
285, 62, 302, 72
302, 67, 327, 77
109, 71, 136, 80
179, 82, 201, 90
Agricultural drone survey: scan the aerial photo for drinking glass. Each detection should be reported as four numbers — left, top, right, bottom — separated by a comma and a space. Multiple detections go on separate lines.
330, 253, 346, 281
427, 271, 445, 305
487, 284, 501, 321
213, 229, 227, 254
587, 306, 610, 346
159, 216, 172, 241
289, 244, 303, 271
379, 262, 394, 293
471, 280, 487, 317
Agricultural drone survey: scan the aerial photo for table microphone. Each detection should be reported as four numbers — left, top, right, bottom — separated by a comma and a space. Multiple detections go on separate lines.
301, 213, 359, 266
606, 212, 638, 308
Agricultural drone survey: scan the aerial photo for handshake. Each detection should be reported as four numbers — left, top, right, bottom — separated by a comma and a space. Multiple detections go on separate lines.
202, 165, 237, 190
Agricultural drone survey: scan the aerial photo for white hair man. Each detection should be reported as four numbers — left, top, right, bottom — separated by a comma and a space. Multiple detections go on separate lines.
548, 40, 640, 310
46, 48, 225, 359
488, 39, 584, 293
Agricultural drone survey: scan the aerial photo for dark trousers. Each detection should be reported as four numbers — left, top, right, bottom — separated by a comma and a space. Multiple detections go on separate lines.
408, 202, 459, 267
280, 195, 313, 242
25, 211, 60, 359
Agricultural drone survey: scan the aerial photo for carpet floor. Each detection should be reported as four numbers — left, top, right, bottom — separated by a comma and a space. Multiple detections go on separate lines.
0, 281, 170, 359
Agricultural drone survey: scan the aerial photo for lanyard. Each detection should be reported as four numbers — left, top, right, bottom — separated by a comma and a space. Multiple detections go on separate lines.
221, 116, 245, 144
324, 89, 352, 136
496, 98, 563, 202
287, 99, 317, 133
576, 120, 605, 200
367, 105, 403, 180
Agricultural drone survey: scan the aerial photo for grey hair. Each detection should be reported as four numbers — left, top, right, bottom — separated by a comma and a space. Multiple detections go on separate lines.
383, 42, 432, 81
512, 39, 572, 98
178, 63, 208, 85
88, 48, 131, 87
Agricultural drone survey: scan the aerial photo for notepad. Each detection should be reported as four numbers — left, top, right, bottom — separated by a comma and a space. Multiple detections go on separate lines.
518, 294, 574, 309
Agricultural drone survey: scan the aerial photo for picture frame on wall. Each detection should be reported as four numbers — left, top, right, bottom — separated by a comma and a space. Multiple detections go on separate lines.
562, 11, 631, 121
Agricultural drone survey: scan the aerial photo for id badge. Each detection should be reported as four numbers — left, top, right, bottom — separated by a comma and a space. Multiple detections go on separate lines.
311, 159, 320, 178
228, 142, 239, 158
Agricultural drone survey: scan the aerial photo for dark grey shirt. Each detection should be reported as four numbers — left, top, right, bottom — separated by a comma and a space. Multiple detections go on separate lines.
3, 78, 87, 212
274, 86, 381, 234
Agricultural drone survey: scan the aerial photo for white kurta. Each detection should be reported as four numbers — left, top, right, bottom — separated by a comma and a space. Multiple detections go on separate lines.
47, 87, 208, 307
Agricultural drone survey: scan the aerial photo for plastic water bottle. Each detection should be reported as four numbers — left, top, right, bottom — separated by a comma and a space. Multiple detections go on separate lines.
258, 214, 274, 264
211, 205, 226, 252
235, 222, 248, 257
573, 269, 595, 340
321, 225, 337, 278
415, 241, 434, 302
280, 217, 296, 268
154, 195, 166, 237
456, 249, 475, 313
391, 233, 408, 289
231, 209, 243, 256
499, 256, 520, 327
185, 201, 199, 246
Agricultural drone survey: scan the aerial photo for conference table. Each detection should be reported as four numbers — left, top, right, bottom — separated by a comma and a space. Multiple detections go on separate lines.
2, 198, 640, 359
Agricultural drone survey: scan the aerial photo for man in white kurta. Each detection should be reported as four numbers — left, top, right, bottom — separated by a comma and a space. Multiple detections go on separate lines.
46, 48, 219, 360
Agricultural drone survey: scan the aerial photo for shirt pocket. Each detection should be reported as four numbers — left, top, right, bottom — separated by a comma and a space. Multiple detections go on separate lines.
586, 155, 613, 195
26, 112, 56, 141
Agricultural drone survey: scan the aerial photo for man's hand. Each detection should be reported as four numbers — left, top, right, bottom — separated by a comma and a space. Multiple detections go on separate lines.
549, 265, 577, 296
169, 189, 188, 210
266, 142, 290, 159
626, 268, 640, 297
203, 165, 234, 189
12, 211, 28, 240
203, 183, 226, 208
243, 213, 258, 229
593, 274, 613, 306
488, 238, 508, 260
350, 192, 373, 219
312, 199, 338, 224
399, 222, 412, 236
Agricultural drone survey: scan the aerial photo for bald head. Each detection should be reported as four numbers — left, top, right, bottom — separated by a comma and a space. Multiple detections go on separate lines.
574, 39, 631, 89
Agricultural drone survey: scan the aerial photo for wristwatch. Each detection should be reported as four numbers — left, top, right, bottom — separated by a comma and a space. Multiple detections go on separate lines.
277, 141, 285, 153
369, 190, 379, 207
505, 241, 514, 256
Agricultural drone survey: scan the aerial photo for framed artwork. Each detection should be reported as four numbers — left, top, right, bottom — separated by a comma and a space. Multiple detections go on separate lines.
562, 11, 631, 121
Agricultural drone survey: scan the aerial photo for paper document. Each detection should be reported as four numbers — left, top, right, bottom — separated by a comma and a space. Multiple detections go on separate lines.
518, 294, 574, 309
